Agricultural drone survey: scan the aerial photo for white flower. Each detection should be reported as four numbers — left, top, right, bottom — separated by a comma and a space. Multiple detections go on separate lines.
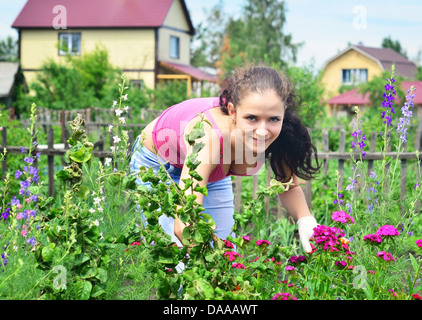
118, 117, 126, 124
89, 208, 96, 214
110, 146, 116, 152
123, 94, 128, 101
108, 124, 113, 132
124, 105, 129, 112
115, 108, 123, 116
105, 158, 112, 166
93, 197, 101, 206
113, 136, 121, 144
93, 220, 99, 226
97, 206, 104, 213
112, 100, 117, 107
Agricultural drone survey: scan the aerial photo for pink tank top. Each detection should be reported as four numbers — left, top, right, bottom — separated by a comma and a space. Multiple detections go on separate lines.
151, 97, 264, 183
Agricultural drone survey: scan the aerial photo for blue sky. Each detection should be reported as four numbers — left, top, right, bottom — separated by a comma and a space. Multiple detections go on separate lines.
1, 0, 421, 70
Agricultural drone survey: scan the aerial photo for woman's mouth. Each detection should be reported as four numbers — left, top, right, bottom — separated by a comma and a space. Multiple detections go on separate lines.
252, 137, 270, 144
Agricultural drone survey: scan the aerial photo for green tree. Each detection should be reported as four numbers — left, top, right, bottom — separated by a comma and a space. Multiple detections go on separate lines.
15, 46, 121, 115
0, 36, 18, 61
381, 36, 407, 58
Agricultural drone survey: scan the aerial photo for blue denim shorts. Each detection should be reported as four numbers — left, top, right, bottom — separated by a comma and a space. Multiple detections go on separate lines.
130, 136, 235, 247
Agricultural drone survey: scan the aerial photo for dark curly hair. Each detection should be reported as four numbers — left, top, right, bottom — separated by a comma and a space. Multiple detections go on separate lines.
219, 65, 321, 182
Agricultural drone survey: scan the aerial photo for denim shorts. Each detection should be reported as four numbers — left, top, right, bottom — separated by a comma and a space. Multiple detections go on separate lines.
130, 136, 235, 247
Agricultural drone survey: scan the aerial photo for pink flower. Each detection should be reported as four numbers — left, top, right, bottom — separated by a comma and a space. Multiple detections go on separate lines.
288, 255, 307, 264
312, 225, 345, 251
335, 260, 347, 268
21, 229, 27, 237
272, 292, 297, 300
232, 263, 246, 269
242, 235, 252, 242
224, 251, 241, 261
376, 225, 399, 237
256, 239, 271, 246
331, 211, 355, 224
388, 289, 398, 298
377, 251, 395, 262
285, 266, 296, 272
223, 239, 234, 248
363, 234, 383, 244
416, 239, 422, 248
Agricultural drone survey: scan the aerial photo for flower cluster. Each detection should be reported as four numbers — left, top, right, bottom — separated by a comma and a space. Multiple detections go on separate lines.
396, 86, 416, 144
331, 210, 355, 224
376, 225, 400, 237
312, 225, 345, 251
376, 251, 395, 262
224, 251, 241, 262
363, 225, 400, 245
288, 255, 307, 265
381, 71, 397, 127
272, 292, 297, 300
256, 239, 271, 246
416, 239, 422, 248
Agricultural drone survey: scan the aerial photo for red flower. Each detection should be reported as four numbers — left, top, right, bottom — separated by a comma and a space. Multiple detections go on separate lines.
412, 293, 422, 300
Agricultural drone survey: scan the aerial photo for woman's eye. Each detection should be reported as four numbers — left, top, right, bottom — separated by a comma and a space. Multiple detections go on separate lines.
270, 117, 280, 122
247, 116, 256, 121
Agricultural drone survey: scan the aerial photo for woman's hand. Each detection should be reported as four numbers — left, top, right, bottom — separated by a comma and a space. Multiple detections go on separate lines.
297, 216, 318, 253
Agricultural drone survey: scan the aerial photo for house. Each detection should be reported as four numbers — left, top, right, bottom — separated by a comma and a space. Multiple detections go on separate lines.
11, 0, 217, 96
321, 44, 418, 100
0, 62, 21, 110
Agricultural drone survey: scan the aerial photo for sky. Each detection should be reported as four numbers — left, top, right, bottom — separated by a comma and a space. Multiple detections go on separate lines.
1, 0, 421, 71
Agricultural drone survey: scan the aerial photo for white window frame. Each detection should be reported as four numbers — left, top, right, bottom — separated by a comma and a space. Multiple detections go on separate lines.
169, 35, 180, 59
342, 68, 368, 85
58, 33, 81, 56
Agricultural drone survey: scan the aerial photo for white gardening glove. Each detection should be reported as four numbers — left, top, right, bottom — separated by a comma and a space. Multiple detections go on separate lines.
297, 216, 318, 253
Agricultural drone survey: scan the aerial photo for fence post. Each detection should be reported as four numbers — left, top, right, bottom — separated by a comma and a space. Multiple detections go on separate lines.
48, 126, 55, 196
1, 127, 7, 175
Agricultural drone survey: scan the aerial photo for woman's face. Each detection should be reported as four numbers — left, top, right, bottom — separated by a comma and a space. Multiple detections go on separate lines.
228, 89, 285, 156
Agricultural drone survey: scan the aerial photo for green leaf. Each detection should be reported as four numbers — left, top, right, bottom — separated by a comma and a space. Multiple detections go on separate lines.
74, 280, 92, 300
41, 243, 56, 262
69, 142, 93, 163
409, 253, 419, 272
77, 185, 90, 200
80, 266, 98, 279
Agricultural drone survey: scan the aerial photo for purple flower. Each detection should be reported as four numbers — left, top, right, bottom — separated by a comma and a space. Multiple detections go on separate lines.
397, 86, 416, 144
24, 157, 34, 164
11, 196, 20, 206
381, 71, 397, 127
15, 170, 23, 179
27, 237, 36, 247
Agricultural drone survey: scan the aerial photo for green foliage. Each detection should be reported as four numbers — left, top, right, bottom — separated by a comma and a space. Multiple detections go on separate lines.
14, 45, 121, 117
0, 36, 18, 62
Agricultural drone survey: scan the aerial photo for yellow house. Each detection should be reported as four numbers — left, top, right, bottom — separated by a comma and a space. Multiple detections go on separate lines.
321, 44, 418, 101
11, 0, 217, 95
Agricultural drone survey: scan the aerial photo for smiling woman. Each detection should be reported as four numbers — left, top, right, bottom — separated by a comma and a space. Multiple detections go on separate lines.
130, 64, 321, 254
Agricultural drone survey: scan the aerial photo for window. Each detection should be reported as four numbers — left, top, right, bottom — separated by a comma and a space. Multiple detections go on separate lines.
58, 33, 81, 56
169, 35, 180, 59
342, 68, 368, 85
130, 79, 145, 90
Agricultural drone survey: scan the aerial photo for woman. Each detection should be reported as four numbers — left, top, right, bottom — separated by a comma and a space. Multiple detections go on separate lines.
130, 65, 321, 253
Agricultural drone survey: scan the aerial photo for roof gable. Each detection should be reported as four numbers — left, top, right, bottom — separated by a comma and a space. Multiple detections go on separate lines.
323, 45, 418, 79
12, 0, 193, 33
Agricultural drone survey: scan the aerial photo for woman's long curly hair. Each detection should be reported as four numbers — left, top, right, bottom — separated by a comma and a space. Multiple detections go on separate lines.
219, 65, 321, 182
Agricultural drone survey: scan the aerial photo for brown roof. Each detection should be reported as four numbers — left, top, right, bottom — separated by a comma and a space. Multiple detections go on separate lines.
355, 45, 418, 79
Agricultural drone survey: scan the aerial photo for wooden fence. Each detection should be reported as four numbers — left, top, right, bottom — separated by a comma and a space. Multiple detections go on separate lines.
3, 107, 422, 216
